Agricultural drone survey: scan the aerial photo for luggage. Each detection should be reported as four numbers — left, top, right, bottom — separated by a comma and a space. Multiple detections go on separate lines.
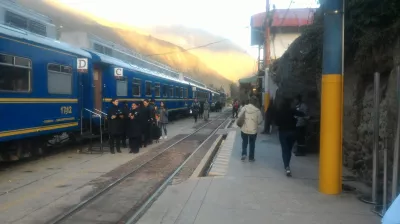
152, 124, 162, 140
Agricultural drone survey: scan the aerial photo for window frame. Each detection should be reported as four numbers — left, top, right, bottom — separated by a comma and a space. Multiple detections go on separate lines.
116, 78, 128, 97
0, 53, 32, 93
175, 86, 180, 98
169, 85, 174, 97
180, 87, 184, 98
145, 81, 152, 97
162, 84, 168, 97
132, 78, 141, 97
154, 82, 161, 97
47, 63, 73, 95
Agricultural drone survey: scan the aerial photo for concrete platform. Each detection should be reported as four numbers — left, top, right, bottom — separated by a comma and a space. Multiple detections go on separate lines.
0, 113, 222, 224
137, 129, 381, 224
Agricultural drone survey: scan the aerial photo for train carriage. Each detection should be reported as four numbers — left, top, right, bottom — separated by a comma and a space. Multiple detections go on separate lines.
0, 24, 91, 159
85, 50, 192, 124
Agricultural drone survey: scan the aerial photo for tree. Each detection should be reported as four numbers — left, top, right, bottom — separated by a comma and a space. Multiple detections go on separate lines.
229, 83, 240, 99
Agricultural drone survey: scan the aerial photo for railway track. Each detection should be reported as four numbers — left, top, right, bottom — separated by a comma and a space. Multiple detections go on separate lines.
47, 112, 231, 224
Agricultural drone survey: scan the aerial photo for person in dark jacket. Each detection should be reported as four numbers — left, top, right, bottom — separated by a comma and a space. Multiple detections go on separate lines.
199, 102, 204, 118
148, 99, 157, 143
191, 98, 200, 123
159, 101, 169, 139
275, 98, 305, 176
263, 98, 275, 134
141, 99, 152, 147
127, 102, 141, 153
120, 101, 130, 148
107, 99, 124, 154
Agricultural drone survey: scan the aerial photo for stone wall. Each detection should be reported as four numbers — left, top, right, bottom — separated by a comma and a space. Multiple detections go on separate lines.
270, 23, 400, 186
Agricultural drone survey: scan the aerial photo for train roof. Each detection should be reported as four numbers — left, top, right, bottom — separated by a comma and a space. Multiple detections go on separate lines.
0, 24, 91, 58
87, 49, 190, 85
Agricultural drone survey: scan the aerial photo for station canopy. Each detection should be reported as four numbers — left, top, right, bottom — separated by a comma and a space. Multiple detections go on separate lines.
239, 75, 258, 85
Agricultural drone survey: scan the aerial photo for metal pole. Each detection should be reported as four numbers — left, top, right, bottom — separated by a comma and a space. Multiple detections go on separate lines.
372, 72, 380, 204
392, 66, 400, 201
383, 138, 388, 213
319, 0, 344, 195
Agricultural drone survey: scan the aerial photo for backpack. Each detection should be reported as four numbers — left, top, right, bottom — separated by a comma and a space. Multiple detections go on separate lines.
236, 109, 246, 128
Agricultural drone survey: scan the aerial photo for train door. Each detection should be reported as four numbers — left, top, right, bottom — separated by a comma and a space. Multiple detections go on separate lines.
93, 67, 102, 111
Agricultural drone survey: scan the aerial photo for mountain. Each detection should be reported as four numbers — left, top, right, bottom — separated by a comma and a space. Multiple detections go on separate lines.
141, 25, 256, 82
15, 0, 250, 94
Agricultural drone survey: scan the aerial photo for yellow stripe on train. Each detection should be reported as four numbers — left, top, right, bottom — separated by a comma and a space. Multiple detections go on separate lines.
0, 122, 79, 138
0, 98, 78, 103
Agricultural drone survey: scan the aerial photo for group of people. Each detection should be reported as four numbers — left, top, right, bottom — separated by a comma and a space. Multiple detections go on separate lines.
190, 99, 212, 122
107, 98, 215, 154
107, 99, 169, 154
237, 95, 309, 176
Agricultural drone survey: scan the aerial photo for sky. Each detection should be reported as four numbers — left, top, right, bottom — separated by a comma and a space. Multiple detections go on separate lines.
57, 0, 319, 57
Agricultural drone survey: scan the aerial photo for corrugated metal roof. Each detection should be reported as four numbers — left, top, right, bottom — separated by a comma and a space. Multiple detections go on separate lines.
251, 8, 317, 28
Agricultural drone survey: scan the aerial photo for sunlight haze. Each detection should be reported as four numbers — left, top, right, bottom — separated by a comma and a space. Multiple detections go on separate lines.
56, 0, 319, 57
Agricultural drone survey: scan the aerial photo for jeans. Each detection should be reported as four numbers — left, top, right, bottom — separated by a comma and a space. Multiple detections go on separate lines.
279, 130, 296, 168
241, 132, 257, 160
159, 123, 167, 136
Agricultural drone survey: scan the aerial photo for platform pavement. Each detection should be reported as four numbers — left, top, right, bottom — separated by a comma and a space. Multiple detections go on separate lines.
137, 128, 381, 224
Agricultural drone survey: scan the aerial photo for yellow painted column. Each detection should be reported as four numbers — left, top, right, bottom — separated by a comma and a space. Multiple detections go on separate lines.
319, 0, 344, 195
319, 75, 343, 194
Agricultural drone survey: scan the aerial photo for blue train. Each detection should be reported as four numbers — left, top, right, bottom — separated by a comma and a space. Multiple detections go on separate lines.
0, 2, 226, 161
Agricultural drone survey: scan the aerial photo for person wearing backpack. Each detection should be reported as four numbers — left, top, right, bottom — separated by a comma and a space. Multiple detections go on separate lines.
236, 97, 263, 162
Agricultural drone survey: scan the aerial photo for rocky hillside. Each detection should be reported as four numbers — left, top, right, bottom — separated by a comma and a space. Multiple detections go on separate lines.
16, 0, 244, 94
270, 0, 400, 190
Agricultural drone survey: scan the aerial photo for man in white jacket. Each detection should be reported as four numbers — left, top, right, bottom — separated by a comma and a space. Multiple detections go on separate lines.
237, 97, 263, 162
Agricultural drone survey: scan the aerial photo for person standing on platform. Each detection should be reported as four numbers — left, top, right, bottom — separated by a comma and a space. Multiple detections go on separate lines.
232, 100, 239, 118
275, 98, 305, 176
127, 102, 141, 153
107, 99, 124, 154
148, 99, 157, 144
191, 98, 200, 123
294, 95, 309, 156
237, 96, 263, 162
159, 101, 169, 139
141, 99, 151, 147
120, 101, 129, 148
203, 100, 210, 121
263, 98, 275, 134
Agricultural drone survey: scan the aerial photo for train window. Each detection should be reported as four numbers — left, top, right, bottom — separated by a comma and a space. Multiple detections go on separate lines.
154, 83, 160, 97
132, 79, 141, 96
47, 63, 72, 95
180, 87, 183, 98
193, 91, 197, 98
0, 53, 31, 93
184, 88, 188, 98
116, 79, 128, 96
5, 11, 28, 30
145, 81, 152, 96
175, 87, 180, 98
169, 86, 174, 97
162, 84, 168, 97
0, 54, 13, 64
